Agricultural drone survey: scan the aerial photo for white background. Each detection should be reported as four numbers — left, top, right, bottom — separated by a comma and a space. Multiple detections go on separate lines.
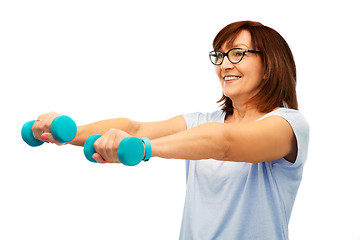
1, 0, 359, 239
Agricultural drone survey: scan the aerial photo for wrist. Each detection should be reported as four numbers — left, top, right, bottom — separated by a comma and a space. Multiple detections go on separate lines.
69, 125, 84, 146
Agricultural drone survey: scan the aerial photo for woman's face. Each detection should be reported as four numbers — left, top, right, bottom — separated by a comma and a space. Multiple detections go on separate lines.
216, 30, 264, 105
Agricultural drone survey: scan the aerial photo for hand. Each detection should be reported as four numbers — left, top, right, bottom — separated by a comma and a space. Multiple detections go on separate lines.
92, 128, 131, 163
32, 112, 64, 145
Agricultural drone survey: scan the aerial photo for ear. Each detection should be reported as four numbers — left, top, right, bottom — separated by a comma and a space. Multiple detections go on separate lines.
263, 69, 269, 80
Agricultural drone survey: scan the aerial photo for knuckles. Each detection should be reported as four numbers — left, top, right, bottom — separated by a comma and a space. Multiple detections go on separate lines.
93, 141, 103, 152
93, 138, 118, 154
104, 144, 114, 153
108, 128, 118, 134
93, 129, 130, 163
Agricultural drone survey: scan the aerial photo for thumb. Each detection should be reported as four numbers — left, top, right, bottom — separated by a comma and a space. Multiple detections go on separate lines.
92, 153, 107, 163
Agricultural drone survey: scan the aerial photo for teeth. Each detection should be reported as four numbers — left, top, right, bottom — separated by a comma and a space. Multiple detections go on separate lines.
224, 76, 241, 81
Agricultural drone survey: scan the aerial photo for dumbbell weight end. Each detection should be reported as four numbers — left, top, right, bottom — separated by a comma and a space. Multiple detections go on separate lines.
50, 115, 77, 143
83, 134, 102, 163
21, 120, 44, 147
118, 137, 144, 166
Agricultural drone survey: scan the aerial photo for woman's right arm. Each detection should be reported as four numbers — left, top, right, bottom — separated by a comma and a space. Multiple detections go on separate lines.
70, 115, 187, 146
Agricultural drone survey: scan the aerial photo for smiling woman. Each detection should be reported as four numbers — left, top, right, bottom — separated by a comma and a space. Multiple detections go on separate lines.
213, 21, 298, 115
31, 20, 309, 240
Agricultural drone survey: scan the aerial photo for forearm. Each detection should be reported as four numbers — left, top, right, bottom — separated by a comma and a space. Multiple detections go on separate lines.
150, 122, 229, 160
70, 118, 138, 146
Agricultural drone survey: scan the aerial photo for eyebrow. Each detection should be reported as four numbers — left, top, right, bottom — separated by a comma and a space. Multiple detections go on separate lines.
220, 43, 249, 52
232, 43, 249, 48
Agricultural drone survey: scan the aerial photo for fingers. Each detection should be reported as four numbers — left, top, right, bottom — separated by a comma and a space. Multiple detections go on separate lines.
41, 132, 64, 145
92, 153, 108, 163
32, 112, 62, 143
32, 118, 51, 142
93, 129, 126, 164
93, 137, 115, 163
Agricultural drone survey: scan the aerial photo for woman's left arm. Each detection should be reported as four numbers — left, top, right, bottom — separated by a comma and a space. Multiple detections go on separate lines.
151, 116, 296, 163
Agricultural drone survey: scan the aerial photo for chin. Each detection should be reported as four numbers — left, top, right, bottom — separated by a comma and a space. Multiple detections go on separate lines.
222, 87, 241, 99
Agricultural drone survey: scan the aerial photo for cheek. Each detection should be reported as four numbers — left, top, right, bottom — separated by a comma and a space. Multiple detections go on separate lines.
252, 67, 266, 86
216, 67, 223, 82
238, 63, 263, 84
215, 66, 221, 77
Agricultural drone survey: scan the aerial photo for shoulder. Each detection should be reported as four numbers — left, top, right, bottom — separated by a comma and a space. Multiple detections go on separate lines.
182, 111, 225, 129
262, 107, 305, 119
261, 108, 309, 134
261, 108, 310, 166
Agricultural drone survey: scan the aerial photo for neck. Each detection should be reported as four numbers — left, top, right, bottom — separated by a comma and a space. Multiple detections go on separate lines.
225, 103, 273, 124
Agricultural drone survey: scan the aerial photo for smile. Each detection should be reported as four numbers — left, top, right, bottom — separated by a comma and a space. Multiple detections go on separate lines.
224, 76, 242, 81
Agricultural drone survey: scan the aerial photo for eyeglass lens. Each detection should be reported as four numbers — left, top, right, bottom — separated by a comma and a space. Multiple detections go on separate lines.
210, 49, 245, 65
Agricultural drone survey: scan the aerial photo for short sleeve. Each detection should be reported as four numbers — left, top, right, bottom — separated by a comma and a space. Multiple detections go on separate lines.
264, 108, 310, 168
182, 111, 225, 129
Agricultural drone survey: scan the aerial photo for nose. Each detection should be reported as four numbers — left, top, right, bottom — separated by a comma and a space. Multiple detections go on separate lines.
221, 56, 234, 70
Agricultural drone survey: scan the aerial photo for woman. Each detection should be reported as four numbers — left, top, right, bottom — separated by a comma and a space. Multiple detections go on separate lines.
32, 21, 309, 239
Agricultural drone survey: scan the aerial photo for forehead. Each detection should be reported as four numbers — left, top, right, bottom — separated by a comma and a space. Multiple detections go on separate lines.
221, 30, 253, 51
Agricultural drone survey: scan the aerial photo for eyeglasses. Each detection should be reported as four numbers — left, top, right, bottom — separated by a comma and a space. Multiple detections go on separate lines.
209, 48, 261, 65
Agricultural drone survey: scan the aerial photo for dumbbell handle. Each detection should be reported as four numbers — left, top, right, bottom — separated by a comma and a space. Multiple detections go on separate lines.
83, 135, 152, 166
21, 115, 77, 146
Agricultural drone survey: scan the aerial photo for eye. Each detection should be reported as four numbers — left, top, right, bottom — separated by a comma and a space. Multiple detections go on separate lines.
211, 52, 222, 58
233, 49, 244, 57
210, 51, 224, 64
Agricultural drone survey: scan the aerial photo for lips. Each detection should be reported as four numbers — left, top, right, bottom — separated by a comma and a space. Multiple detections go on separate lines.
224, 75, 242, 81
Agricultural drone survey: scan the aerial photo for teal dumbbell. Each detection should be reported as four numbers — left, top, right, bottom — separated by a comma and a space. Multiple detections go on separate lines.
83, 135, 151, 166
21, 115, 77, 146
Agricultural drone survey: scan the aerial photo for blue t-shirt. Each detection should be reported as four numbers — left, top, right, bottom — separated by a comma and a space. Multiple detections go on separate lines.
179, 108, 310, 240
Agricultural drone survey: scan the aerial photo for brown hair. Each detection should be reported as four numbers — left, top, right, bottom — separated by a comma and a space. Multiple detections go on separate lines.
213, 21, 298, 114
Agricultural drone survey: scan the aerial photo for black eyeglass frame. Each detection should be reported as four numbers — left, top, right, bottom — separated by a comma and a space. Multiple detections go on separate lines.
209, 48, 261, 65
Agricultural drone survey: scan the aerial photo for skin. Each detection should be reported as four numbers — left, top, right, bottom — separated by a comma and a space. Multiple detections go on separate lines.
217, 30, 268, 124
33, 30, 297, 164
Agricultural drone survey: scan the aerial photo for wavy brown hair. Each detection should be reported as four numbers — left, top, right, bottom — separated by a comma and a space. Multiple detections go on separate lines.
213, 21, 298, 114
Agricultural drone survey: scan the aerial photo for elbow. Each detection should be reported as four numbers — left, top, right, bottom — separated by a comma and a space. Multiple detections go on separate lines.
217, 125, 232, 162
222, 138, 234, 162
220, 125, 252, 163
221, 144, 231, 162
201, 122, 230, 161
